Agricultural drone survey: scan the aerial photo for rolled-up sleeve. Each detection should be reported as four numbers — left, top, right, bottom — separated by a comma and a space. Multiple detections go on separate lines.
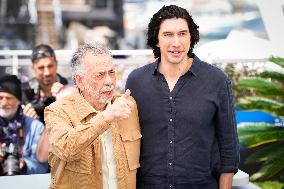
24, 117, 49, 174
215, 78, 240, 174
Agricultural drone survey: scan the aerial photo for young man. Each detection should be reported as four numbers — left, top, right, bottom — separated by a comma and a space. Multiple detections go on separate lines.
22, 44, 68, 123
126, 5, 239, 189
0, 75, 49, 175
45, 43, 141, 189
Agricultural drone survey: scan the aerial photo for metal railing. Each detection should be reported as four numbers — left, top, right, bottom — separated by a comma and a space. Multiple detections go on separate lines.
0, 49, 154, 75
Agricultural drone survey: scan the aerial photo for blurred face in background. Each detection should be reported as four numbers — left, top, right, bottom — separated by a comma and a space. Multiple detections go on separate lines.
76, 51, 116, 109
0, 92, 20, 120
32, 57, 58, 87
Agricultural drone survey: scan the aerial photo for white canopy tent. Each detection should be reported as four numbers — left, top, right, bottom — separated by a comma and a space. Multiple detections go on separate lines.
195, 30, 279, 60
196, 0, 284, 60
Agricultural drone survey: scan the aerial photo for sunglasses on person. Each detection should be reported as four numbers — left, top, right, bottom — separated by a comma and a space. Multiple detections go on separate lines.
31, 49, 55, 63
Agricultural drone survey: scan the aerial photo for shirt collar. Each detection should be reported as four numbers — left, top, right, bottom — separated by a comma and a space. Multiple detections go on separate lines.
152, 54, 201, 76
190, 54, 201, 76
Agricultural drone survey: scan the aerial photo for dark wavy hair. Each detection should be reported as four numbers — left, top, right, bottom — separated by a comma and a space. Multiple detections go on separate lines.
147, 5, 199, 58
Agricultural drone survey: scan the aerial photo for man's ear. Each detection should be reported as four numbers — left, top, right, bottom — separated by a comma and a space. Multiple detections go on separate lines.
75, 75, 84, 91
156, 38, 160, 47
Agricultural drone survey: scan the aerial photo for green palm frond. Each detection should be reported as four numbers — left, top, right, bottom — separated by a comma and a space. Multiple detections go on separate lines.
238, 125, 283, 136
245, 143, 284, 163
238, 77, 284, 97
254, 181, 284, 189
275, 106, 284, 116
237, 97, 284, 116
238, 125, 277, 135
259, 71, 284, 83
235, 56, 284, 182
269, 56, 284, 68
238, 126, 284, 147
250, 155, 284, 180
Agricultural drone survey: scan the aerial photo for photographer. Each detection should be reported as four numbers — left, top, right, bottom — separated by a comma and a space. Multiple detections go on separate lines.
0, 75, 49, 175
21, 44, 68, 123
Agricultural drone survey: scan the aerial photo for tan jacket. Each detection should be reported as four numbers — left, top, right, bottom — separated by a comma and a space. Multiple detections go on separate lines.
44, 89, 141, 189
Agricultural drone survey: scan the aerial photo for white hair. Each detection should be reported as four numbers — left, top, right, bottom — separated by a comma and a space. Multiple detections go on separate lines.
70, 42, 112, 85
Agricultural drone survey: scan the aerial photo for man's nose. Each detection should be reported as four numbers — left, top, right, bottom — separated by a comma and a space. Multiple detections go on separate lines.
104, 73, 114, 84
172, 35, 181, 46
43, 67, 51, 75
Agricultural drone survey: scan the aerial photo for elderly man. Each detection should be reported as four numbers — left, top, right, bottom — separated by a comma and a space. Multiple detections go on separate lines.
45, 43, 141, 189
0, 75, 49, 175
22, 44, 68, 123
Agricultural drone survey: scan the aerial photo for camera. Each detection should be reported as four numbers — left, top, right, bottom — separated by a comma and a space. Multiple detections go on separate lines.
0, 125, 22, 176
0, 143, 21, 176
22, 81, 56, 113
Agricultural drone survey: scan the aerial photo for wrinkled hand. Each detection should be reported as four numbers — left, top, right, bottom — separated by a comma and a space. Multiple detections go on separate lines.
22, 103, 39, 119
51, 82, 64, 96
102, 89, 134, 123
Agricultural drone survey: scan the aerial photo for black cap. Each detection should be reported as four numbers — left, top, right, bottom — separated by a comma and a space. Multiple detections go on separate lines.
0, 75, 22, 101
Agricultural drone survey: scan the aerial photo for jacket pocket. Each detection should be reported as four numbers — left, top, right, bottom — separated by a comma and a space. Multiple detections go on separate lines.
120, 129, 142, 170
65, 147, 93, 174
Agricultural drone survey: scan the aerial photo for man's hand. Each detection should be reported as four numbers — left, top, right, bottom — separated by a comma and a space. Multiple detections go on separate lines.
51, 82, 64, 97
102, 89, 134, 123
22, 103, 39, 119
19, 159, 26, 170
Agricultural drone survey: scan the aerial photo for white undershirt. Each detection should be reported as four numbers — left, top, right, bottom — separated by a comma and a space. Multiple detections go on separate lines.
82, 96, 118, 189
100, 128, 118, 189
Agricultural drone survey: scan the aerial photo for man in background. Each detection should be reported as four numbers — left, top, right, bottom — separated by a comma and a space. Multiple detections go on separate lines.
22, 44, 68, 123
36, 85, 75, 163
0, 75, 49, 175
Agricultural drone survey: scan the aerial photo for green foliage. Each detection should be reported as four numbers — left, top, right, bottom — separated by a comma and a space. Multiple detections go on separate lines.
236, 56, 284, 182
238, 97, 284, 116
269, 57, 284, 68
254, 181, 284, 189
237, 56, 284, 115
238, 77, 284, 97
238, 125, 284, 148
238, 125, 284, 180
260, 71, 284, 83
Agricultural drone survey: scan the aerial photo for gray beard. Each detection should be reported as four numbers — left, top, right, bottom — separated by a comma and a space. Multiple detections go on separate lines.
0, 106, 18, 120
84, 84, 114, 105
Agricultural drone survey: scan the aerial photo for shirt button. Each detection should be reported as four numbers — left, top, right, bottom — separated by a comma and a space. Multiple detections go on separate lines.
169, 162, 172, 166
169, 96, 173, 100
170, 184, 173, 188
170, 119, 173, 122
170, 140, 173, 144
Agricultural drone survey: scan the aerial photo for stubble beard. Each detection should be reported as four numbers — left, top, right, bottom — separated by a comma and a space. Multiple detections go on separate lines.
85, 83, 115, 105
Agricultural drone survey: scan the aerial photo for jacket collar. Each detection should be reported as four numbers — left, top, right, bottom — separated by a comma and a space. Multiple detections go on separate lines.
73, 89, 98, 122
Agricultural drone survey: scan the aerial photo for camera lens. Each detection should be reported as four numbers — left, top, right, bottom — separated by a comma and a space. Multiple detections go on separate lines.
2, 155, 20, 176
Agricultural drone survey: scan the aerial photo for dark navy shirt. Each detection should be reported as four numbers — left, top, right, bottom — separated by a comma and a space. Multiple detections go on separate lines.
125, 55, 239, 189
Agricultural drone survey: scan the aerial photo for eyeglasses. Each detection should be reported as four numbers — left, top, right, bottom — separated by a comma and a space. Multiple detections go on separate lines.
31, 50, 55, 63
